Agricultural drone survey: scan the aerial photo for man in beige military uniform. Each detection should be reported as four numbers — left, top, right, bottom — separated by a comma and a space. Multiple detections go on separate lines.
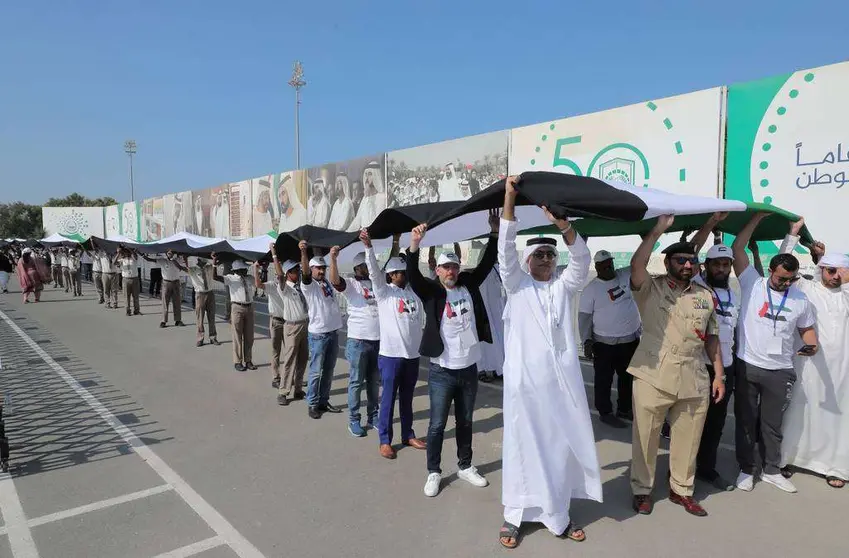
628, 215, 726, 518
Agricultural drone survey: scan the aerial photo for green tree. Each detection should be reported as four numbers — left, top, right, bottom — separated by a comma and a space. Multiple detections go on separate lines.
0, 202, 44, 239
43, 193, 117, 207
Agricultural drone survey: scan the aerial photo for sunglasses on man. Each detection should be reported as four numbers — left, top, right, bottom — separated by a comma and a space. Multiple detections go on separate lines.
771, 273, 800, 285
670, 256, 699, 265
532, 250, 558, 261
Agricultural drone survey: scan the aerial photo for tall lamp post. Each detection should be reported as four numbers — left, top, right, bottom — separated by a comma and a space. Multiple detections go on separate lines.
124, 140, 137, 201
288, 61, 306, 169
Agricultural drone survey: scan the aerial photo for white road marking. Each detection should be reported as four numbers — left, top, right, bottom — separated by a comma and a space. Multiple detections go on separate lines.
0, 309, 266, 558
151, 536, 225, 558
0, 472, 40, 557
0, 484, 175, 536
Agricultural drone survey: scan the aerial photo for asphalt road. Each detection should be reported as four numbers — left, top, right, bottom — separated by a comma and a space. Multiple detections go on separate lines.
0, 282, 845, 558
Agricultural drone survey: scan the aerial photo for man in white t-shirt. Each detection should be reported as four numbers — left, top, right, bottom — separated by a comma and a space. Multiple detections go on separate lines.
114, 247, 141, 316
100, 249, 119, 309
186, 256, 219, 348
299, 241, 345, 420
142, 251, 187, 328
67, 248, 82, 297
213, 258, 257, 372
89, 249, 104, 304
731, 212, 818, 493
359, 229, 427, 459
579, 250, 640, 429
329, 248, 382, 438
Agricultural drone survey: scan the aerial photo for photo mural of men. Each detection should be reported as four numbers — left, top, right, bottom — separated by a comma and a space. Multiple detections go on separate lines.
306, 155, 386, 232
252, 176, 276, 235
348, 158, 386, 231
387, 131, 508, 208
326, 172, 355, 231
275, 171, 308, 233
211, 188, 229, 238
308, 177, 333, 228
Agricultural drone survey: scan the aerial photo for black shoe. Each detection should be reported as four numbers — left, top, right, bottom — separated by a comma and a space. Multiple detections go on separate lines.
210, 338, 221, 346
133, 310, 141, 316
245, 362, 258, 370
318, 403, 343, 414
661, 420, 671, 439
160, 322, 167, 328
277, 394, 289, 406
617, 410, 634, 422
272, 378, 281, 389
234, 363, 246, 372
175, 321, 185, 327
294, 391, 306, 400
308, 407, 322, 419
696, 470, 735, 492
599, 413, 628, 429
196, 340, 204, 347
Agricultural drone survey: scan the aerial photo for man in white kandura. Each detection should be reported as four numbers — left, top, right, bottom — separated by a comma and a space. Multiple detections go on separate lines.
497, 175, 600, 549
778, 218, 849, 490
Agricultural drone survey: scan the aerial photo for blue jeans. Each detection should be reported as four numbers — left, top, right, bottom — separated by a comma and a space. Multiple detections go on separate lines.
377, 356, 419, 446
346, 338, 380, 424
426, 363, 478, 474
307, 331, 340, 408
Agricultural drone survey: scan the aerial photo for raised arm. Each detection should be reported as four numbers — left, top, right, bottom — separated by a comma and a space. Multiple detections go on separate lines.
542, 206, 590, 293
270, 242, 284, 280
389, 233, 402, 258
174, 258, 188, 273
631, 215, 674, 291
498, 176, 525, 294
467, 209, 500, 287
141, 253, 156, 263
454, 242, 462, 264
211, 253, 224, 283
328, 245, 345, 292
299, 240, 312, 285
748, 239, 765, 276
361, 229, 389, 299
406, 224, 437, 299
731, 212, 768, 277
254, 261, 263, 290
690, 212, 727, 253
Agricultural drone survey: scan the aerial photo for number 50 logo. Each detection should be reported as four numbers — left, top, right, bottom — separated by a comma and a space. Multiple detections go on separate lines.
551, 135, 651, 188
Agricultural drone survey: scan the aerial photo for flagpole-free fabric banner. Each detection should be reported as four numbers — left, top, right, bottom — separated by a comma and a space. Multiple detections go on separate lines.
119, 202, 141, 241
141, 197, 165, 241
307, 155, 388, 232
510, 87, 724, 266
228, 179, 253, 240
725, 61, 849, 254
41, 207, 105, 238
163, 191, 192, 237
275, 170, 309, 234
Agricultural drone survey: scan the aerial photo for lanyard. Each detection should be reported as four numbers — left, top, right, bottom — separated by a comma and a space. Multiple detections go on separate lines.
710, 287, 730, 315
766, 284, 790, 335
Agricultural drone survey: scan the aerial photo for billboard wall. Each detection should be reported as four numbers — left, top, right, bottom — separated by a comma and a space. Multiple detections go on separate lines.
725, 61, 849, 253
162, 191, 192, 237
307, 154, 387, 231
119, 202, 141, 241
105, 205, 120, 237
275, 170, 309, 233
251, 174, 276, 236
387, 131, 508, 207
141, 197, 165, 241
42, 207, 105, 238
510, 87, 724, 265
228, 180, 253, 239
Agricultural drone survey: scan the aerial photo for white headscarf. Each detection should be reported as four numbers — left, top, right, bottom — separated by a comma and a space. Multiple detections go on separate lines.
818, 253, 849, 268
520, 238, 558, 273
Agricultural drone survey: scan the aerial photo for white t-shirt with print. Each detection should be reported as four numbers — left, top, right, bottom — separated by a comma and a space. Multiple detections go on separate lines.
693, 273, 738, 368
365, 247, 423, 359
578, 269, 641, 338
302, 278, 344, 335
736, 266, 815, 370
341, 277, 380, 341
432, 286, 481, 370
119, 257, 139, 278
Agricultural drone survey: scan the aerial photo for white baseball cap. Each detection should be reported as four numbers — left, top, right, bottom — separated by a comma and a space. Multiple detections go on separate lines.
593, 250, 613, 263
352, 252, 366, 267
282, 259, 300, 273
309, 256, 327, 268
705, 244, 734, 261
231, 260, 248, 271
436, 252, 460, 267
384, 257, 405, 273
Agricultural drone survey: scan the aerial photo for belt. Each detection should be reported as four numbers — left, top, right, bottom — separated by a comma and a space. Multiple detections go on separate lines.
164, 279, 180, 282
231, 301, 252, 306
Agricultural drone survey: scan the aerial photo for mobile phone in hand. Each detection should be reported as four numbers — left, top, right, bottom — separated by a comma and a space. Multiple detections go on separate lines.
797, 344, 817, 356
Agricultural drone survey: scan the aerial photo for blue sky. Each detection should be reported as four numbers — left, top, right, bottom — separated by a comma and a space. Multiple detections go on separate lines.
0, 0, 844, 204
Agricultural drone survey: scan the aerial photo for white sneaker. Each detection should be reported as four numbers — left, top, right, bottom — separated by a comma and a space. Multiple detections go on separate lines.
761, 473, 797, 493
424, 473, 442, 497
458, 466, 489, 487
736, 471, 755, 492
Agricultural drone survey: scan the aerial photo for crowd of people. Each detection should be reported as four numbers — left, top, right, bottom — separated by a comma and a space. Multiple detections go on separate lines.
2, 175, 847, 550
387, 162, 503, 207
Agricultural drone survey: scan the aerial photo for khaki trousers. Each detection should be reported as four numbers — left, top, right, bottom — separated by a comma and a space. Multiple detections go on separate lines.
63, 268, 71, 292
70, 270, 82, 295
162, 279, 182, 323
123, 276, 140, 313
270, 317, 286, 380
195, 291, 217, 341
631, 377, 709, 497
103, 273, 119, 307
93, 271, 104, 301
278, 321, 308, 396
231, 303, 254, 365
52, 265, 63, 287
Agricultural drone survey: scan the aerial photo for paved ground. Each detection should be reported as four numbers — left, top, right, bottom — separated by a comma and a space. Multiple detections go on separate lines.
0, 282, 845, 558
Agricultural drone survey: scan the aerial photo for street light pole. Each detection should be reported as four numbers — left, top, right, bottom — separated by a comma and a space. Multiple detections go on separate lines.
124, 140, 137, 201
288, 61, 306, 169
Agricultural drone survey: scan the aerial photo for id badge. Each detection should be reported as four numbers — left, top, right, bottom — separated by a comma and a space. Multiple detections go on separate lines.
767, 335, 783, 355
458, 327, 477, 349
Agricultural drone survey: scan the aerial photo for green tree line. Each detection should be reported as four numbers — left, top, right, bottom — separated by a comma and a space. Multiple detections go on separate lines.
0, 194, 117, 240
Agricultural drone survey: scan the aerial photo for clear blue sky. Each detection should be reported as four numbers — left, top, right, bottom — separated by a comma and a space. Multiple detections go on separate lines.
1, 0, 844, 205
